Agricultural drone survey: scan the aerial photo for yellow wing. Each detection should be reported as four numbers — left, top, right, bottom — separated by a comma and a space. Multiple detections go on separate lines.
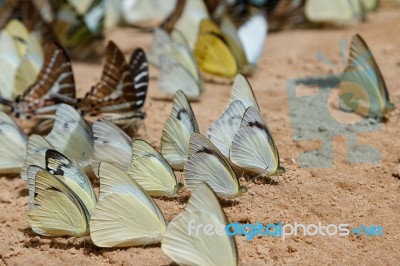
28, 168, 89, 237
195, 19, 238, 78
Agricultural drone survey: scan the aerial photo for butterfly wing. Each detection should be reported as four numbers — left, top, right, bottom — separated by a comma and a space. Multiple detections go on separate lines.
161, 91, 199, 170
184, 133, 241, 198
159, 54, 201, 99
13, 42, 76, 119
28, 168, 89, 237
0, 112, 28, 173
340, 34, 395, 117
162, 183, 238, 266
206, 100, 246, 158
45, 104, 94, 170
229, 74, 260, 111
230, 107, 280, 176
127, 139, 179, 196
90, 162, 167, 247
237, 9, 267, 66
128, 47, 149, 115
20, 134, 54, 181
90, 193, 166, 247
195, 19, 238, 78
45, 149, 96, 215
92, 120, 133, 172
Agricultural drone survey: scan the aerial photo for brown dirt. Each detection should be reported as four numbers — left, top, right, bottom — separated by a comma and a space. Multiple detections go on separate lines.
1, 8, 400, 266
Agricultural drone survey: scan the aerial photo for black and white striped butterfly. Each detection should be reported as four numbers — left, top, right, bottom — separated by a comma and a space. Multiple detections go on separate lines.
78, 41, 149, 133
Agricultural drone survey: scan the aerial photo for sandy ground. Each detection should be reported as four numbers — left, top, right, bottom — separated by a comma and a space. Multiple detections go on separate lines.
1, 7, 400, 266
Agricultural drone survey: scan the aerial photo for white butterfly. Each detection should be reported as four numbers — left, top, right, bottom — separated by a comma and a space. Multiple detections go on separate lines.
27, 149, 96, 237
90, 162, 167, 247
92, 119, 133, 173
0, 111, 28, 174
305, 0, 364, 25
161, 183, 238, 266
127, 139, 183, 197
160, 90, 199, 170
229, 74, 260, 111
230, 106, 282, 177
158, 52, 202, 100
20, 104, 94, 180
0, 20, 43, 101
172, 0, 210, 50
237, 8, 268, 67
46, 104, 94, 169
184, 133, 246, 198
206, 100, 246, 158
121, 0, 177, 28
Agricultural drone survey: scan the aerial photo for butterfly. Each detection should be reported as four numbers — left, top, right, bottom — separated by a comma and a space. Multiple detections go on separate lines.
207, 74, 260, 158
160, 90, 199, 170
0, 42, 76, 121
184, 132, 246, 198
0, 111, 27, 174
78, 41, 148, 132
225, 4, 268, 69
305, 0, 364, 25
0, 18, 43, 103
127, 139, 183, 197
92, 119, 133, 173
90, 162, 167, 247
148, 26, 202, 99
159, 52, 202, 100
27, 149, 96, 237
159, 0, 210, 50
194, 18, 247, 78
161, 183, 238, 266
230, 106, 283, 177
20, 104, 94, 180
120, 0, 177, 28
206, 100, 246, 158
229, 73, 260, 110
339, 34, 395, 118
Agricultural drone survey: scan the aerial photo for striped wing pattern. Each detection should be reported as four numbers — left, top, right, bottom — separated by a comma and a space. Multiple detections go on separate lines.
79, 41, 148, 121
3, 42, 76, 119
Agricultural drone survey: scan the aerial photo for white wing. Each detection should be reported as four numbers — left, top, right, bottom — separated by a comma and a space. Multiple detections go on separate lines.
128, 139, 179, 196
206, 100, 246, 158
20, 135, 54, 181
90, 193, 166, 247
92, 120, 132, 173
90, 162, 167, 247
97, 162, 164, 221
148, 27, 172, 67
174, 0, 210, 50
161, 90, 199, 170
184, 133, 242, 198
161, 183, 237, 266
0, 112, 28, 173
121, 0, 176, 27
0, 58, 16, 100
46, 104, 94, 170
28, 168, 89, 237
45, 149, 97, 215
229, 74, 260, 111
159, 54, 201, 99
230, 107, 280, 176
305, 0, 364, 24
237, 11, 267, 65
